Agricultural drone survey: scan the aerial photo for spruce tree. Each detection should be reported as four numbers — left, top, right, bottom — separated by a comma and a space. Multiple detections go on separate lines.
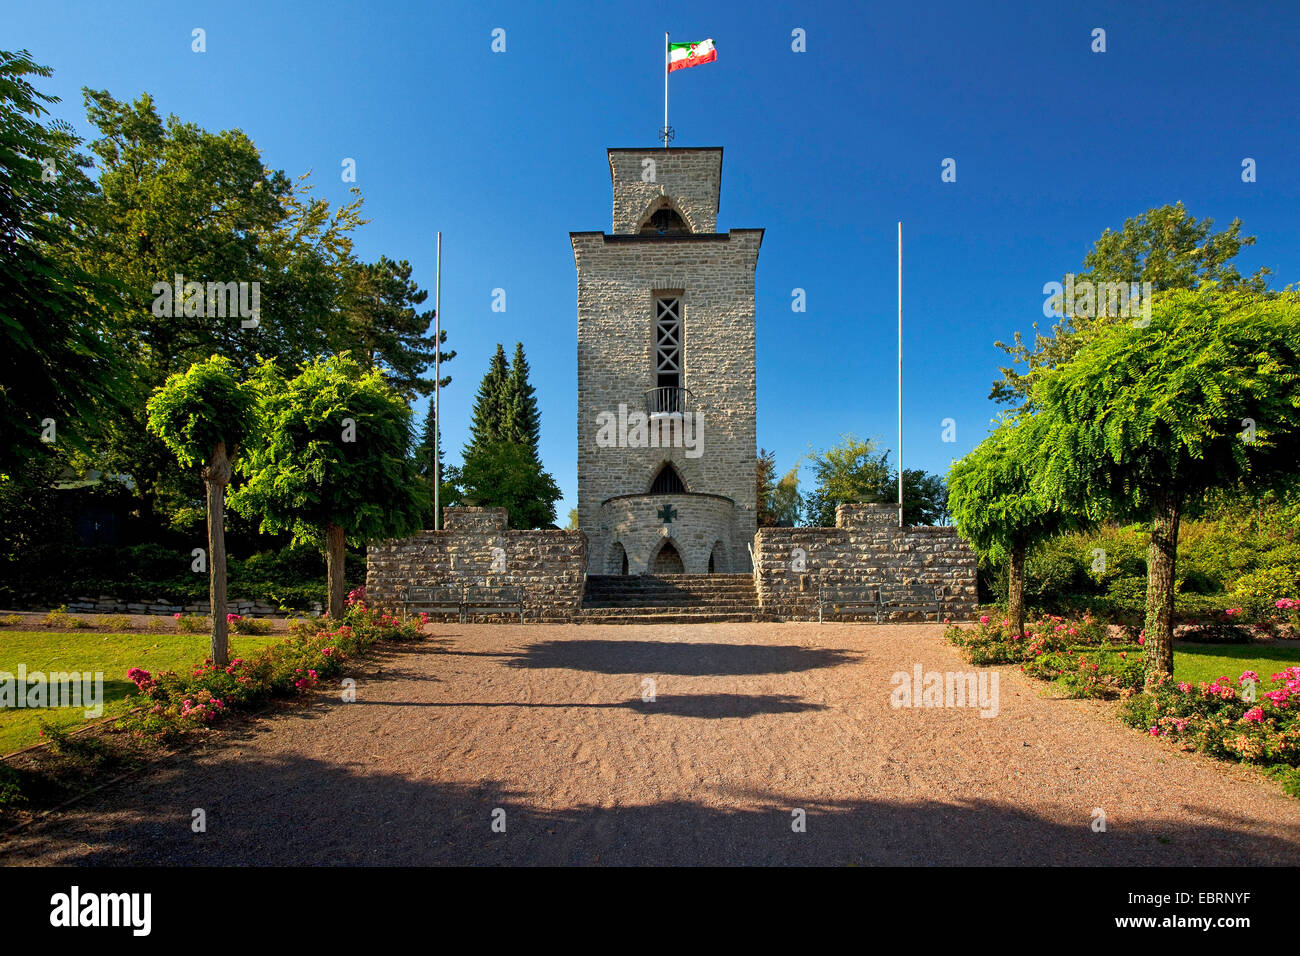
464, 344, 510, 457
503, 342, 541, 456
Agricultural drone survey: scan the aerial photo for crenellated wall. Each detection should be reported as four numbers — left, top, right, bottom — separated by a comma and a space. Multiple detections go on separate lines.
753, 503, 979, 621
366, 508, 588, 620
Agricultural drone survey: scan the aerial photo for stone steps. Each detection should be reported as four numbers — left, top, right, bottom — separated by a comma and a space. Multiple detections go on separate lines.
579, 573, 764, 623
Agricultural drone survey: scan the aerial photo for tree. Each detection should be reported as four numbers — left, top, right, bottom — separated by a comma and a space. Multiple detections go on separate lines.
68, 88, 365, 526
1033, 287, 1300, 677
145, 356, 254, 665
893, 468, 950, 526
459, 344, 560, 528
0, 51, 125, 474
565, 508, 579, 530
771, 465, 803, 527
230, 355, 425, 618
948, 414, 1080, 637
803, 436, 892, 528
992, 203, 1272, 411
459, 441, 561, 529
464, 344, 511, 458
756, 448, 778, 526
502, 342, 540, 452
341, 255, 453, 400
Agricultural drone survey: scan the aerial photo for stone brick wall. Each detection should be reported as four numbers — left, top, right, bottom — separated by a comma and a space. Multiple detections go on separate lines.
607, 147, 723, 234
596, 492, 737, 574
753, 503, 978, 621
573, 155, 761, 571
365, 508, 587, 620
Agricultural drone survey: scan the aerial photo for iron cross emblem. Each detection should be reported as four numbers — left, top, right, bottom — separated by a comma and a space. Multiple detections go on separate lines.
657, 503, 678, 524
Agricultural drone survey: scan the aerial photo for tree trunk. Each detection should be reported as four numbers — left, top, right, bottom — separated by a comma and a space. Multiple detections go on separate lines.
202, 443, 232, 667
1007, 544, 1027, 637
325, 522, 347, 619
1144, 491, 1182, 681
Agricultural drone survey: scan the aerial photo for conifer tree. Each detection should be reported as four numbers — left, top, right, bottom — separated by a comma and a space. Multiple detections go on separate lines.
503, 342, 541, 456
464, 344, 510, 457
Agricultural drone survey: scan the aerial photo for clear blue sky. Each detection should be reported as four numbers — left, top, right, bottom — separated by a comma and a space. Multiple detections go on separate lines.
11, 0, 1299, 521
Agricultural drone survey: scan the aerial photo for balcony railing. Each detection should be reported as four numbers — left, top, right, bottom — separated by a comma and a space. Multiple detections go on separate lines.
645, 386, 694, 417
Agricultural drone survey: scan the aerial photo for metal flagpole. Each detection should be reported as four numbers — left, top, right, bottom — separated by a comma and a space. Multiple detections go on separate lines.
898, 221, 903, 529
434, 231, 442, 531
664, 31, 669, 143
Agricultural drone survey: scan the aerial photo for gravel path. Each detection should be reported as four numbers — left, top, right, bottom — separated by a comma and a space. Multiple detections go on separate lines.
4, 622, 1298, 866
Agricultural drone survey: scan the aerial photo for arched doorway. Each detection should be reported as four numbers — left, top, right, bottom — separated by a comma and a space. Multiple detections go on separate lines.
608, 541, 629, 575
651, 539, 685, 575
708, 540, 727, 573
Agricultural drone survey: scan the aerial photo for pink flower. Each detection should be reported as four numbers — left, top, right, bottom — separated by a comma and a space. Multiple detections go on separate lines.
1241, 707, 1264, 724
1178, 682, 1192, 693
173, 613, 182, 619
979, 615, 990, 624
1137, 635, 1145, 645
1148, 727, 1160, 736
1238, 671, 1259, 685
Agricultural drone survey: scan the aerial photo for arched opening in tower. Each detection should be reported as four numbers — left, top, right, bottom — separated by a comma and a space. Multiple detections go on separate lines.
639, 203, 691, 236
609, 541, 629, 575
649, 462, 686, 494
652, 539, 685, 575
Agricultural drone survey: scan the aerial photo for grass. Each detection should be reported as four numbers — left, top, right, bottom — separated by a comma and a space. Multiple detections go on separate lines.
0, 630, 282, 754
1172, 640, 1300, 686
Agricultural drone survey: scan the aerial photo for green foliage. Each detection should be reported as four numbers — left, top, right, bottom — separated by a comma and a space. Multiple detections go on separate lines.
947, 414, 1080, 563
145, 355, 254, 468
771, 465, 804, 527
342, 255, 452, 400
460, 441, 561, 529
0, 51, 126, 472
1034, 288, 1300, 521
230, 354, 426, 546
464, 344, 511, 458
992, 202, 1272, 410
803, 435, 891, 528
1231, 566, 1300, 616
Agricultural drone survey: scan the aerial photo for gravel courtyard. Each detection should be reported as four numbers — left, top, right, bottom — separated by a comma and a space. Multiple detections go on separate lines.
4, 622, 1299, 866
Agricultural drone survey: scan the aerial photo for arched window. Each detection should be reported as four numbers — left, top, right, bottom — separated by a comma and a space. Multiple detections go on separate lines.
639, 203, 690, 236
649, 463, 686, 494
652, 539, 685, 575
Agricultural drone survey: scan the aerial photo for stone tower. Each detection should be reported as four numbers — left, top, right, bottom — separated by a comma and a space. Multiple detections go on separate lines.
572, 147, 763, 575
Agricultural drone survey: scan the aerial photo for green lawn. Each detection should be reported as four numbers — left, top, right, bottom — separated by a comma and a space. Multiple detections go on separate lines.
0, 631, 282, 754
1173, 641, 1300, 686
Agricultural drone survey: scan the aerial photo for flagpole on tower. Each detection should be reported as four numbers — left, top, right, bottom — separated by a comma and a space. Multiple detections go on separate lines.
434, 231, 442, 531
898, 221, 904, 529
662, 31, 670, 146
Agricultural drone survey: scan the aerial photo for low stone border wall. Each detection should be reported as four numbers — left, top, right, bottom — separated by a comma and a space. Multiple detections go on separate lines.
754, 503, 978, 621
366, 507, 588, 621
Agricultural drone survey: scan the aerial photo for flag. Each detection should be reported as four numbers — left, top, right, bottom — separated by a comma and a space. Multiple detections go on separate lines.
668, 39, 716, 72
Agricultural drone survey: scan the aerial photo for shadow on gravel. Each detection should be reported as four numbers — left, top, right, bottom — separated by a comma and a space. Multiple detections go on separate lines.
350, 693, 828, 719
5, 754, 1298, 866
502, 640, 855, 676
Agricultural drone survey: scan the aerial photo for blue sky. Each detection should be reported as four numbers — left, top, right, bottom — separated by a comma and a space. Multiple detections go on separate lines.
11, 0, 1299, 521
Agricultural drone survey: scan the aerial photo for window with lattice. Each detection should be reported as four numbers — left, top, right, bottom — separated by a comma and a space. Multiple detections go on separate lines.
655, 297, 681, 391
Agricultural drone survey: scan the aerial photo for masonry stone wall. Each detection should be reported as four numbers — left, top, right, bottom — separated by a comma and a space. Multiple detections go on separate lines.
608, 147, 723, 234
574, 146, 761, 575
596, 492, 737, 574
365, 508, 587, 620
753, 503, 979, 621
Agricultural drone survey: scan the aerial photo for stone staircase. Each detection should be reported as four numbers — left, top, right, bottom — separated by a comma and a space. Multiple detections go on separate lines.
578, 573, 770, 624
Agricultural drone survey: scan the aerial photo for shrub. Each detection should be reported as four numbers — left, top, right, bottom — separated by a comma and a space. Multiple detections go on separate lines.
101, 614, 132, 632
121, 603, 421, 739
1119, 668, 1300, 774
144, 616, 169, 633
175, 614, 207, 633
1231, 566, 1300, 617
40, 606, 91, 629
0, 614, 22, 627
228, 614, 273, 635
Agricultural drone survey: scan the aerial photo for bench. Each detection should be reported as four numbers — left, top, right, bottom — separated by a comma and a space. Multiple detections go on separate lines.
879, 583, 945, 621
460, 585, 525, 623
817, 584, 881, 623
817, 582, 946, 622
400, 585, 464, 621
